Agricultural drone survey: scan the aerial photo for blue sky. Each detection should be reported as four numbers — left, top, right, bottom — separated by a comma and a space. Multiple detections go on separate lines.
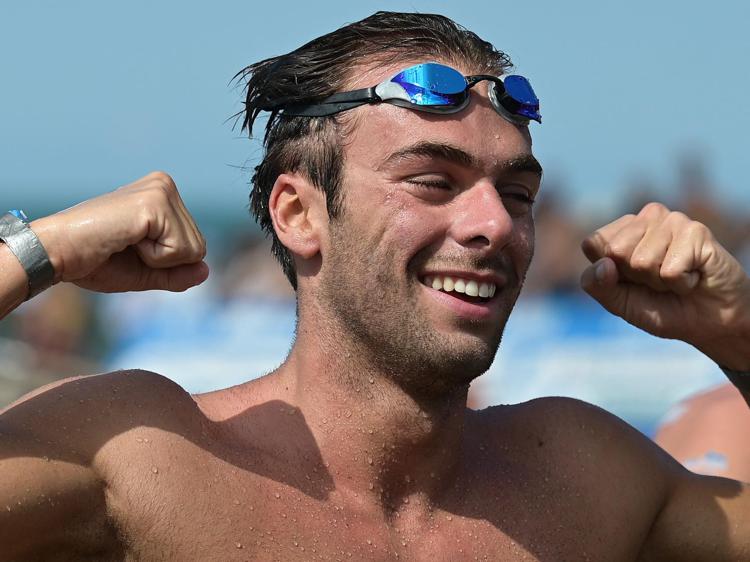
1, 0, 748, 227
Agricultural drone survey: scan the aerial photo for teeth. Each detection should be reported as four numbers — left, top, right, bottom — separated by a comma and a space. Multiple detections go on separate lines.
423, 275, 496, 299
479, 283, 489, 298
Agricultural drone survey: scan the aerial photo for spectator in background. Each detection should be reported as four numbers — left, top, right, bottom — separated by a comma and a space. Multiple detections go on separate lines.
522, 188, 589, 295
656, 385, 750, 482
0, 284, 101, 406
218, 234, 295, 302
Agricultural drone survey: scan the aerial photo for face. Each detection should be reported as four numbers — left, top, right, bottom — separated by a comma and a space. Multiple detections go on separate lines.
316, 61, 541, 396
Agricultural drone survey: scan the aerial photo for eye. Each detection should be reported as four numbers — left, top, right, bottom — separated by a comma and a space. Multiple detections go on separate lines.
498, 185, 536, 215
405, 177, 452, 190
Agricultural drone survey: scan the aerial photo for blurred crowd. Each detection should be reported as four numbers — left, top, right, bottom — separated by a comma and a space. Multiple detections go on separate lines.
2, 151, 748, 411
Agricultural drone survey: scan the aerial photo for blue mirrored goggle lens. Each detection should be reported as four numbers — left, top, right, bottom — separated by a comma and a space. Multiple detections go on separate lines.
391, 63, 469, 106
503, 75, 540, 120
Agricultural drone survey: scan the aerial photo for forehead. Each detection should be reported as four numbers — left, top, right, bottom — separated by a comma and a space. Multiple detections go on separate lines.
341, 59, 534, 171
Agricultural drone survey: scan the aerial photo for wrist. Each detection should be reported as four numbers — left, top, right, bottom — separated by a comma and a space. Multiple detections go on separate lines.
29, 216, 63, 284
0, 211, 56, 299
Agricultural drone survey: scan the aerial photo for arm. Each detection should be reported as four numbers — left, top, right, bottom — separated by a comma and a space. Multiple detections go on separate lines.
0, 171, 208, 320
0, 399, 112, 560
0, 172, 208, 558
581, 202, 750, 559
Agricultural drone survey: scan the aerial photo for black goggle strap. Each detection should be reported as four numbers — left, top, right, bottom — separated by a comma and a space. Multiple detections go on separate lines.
282, 87, 380, 117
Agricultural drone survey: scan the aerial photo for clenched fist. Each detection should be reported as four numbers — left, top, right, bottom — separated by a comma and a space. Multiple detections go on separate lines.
30, 172, 209, 294
581, 202, 750, 371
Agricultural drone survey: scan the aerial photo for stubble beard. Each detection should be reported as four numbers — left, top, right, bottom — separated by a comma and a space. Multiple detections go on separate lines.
319, 226, 523, 400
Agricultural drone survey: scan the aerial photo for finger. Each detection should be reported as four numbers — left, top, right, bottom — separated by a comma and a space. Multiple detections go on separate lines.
625, 223, 673, 292
581, 214, 637, 263
168, 184, 207, 259
594, 219, 648, 269
136, 261, 210, 292
581, 257, 665, 330
660, 225, 702, 295
135, 236, 204, 269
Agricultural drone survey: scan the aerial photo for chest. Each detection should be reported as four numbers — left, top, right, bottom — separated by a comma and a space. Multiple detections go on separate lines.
100, 433, 646, 561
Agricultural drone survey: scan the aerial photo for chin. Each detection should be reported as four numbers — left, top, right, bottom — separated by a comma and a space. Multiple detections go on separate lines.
386, 332, 502, 399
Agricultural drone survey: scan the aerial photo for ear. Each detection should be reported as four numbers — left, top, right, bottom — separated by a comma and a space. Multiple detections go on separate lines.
269, 172, 325, 260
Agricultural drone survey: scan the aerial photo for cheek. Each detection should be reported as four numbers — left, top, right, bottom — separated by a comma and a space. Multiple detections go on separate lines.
512, 218, 535, 267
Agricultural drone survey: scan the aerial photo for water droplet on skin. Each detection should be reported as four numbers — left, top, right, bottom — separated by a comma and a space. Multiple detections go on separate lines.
368, 377, 375, 384
151, 467, 158, 474
235, 542, 243, 549
403, 497, 409, 504
447, 515, 453, 521
367, 457, 373, 465
143, 438, 150, 443
344, 409, 352, 418
368, 482, 374, 490
294, 541, 299, 546
404, 475, 411, 483
274, 493, 281, 499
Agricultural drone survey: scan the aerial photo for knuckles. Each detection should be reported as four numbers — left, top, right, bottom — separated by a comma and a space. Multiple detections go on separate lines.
638, 201, 669, 218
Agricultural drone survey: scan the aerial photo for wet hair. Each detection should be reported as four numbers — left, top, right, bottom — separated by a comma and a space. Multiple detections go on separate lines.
235, 11, 513, 289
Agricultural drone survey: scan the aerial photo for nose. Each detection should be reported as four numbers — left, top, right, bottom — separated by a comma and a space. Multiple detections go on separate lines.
450, 181, 514, 250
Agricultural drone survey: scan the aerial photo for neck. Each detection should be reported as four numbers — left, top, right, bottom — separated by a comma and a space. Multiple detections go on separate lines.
276, 313, 471, 513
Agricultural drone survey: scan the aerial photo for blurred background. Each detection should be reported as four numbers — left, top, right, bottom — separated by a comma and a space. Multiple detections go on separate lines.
1, 0, 748, 436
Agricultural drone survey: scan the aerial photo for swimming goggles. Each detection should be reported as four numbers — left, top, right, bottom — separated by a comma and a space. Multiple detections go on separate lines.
281, 62, 541, 125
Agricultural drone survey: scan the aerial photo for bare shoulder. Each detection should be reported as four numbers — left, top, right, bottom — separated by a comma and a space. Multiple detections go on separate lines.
1, 369, 204, 464
476, 397, 681, 490
0, 370, 198, 560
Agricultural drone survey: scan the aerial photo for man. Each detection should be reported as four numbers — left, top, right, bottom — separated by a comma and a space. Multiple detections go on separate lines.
2, 11, 750, 560
656, 385, 750, 482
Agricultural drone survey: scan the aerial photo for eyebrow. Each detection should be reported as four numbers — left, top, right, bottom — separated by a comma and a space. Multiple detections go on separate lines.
378, 141, 543, 178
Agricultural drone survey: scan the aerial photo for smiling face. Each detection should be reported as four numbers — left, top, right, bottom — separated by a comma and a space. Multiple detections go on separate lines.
312, 61, 541, 396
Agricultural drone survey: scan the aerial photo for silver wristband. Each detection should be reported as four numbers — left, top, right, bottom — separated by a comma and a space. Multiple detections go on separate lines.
721, 366, 750, 393
0, 210, 55, 300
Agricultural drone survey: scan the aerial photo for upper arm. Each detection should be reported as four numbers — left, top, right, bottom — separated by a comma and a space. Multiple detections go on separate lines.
638, 464, 750, 560
0, 369, 192, 560
0, 412, 110, 560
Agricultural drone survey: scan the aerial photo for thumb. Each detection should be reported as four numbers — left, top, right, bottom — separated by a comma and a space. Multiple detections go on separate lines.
580, 257, 630, 317
131, 261, 210, 293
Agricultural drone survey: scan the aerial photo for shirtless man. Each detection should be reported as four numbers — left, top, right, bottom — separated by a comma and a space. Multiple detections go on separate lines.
2, 11, 750, 561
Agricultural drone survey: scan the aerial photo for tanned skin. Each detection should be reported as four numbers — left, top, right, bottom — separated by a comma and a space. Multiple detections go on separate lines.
2, 58, 750, 561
